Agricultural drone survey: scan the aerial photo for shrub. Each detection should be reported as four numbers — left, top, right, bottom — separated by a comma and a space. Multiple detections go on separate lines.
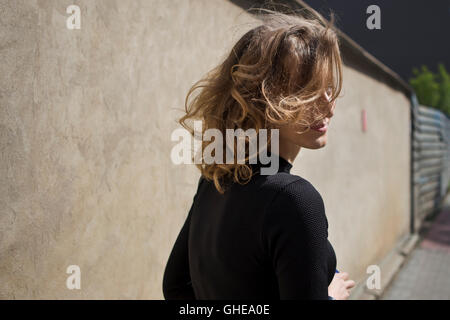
437, 64, 450, 115
410, 64, 450, 116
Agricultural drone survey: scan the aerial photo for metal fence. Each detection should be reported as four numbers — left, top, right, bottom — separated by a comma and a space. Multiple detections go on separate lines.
412, 104, 450, 231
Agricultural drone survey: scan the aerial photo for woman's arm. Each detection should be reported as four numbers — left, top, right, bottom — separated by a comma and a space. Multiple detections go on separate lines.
262, 178, 331, 300
162, 202, 195, 299
162, 178, 203, 300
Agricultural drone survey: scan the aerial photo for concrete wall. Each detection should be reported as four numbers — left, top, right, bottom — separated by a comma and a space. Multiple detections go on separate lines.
0, 0, 410, 299
0, 0, 257, 299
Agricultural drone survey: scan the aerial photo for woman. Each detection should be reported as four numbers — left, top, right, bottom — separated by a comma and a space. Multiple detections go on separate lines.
163, 9, 355, 300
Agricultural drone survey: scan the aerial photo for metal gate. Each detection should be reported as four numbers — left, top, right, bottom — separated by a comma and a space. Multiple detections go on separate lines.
411, 104, 450, 231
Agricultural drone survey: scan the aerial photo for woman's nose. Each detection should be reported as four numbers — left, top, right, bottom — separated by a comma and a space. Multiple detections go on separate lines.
328, 99, 336, 118
323, 90, 336, 118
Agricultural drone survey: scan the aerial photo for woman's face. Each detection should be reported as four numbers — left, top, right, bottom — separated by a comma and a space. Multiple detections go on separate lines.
279, 90, 336, 150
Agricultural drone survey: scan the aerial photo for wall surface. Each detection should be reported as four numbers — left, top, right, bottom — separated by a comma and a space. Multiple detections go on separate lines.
0, 0, 410, 299
0, 0, 257, 299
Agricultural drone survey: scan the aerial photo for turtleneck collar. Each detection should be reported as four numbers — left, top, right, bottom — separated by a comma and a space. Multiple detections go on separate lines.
278, 155, 293, 173
250, 153, 293, 175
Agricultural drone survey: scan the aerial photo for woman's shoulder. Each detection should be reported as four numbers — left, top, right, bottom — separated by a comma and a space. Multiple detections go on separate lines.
260, 172, 322, 200
262, 172, 326, 222
196, 171, 323, 207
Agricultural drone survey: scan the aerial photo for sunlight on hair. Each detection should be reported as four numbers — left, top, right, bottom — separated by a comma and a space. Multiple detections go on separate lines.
179, 7, 343, 193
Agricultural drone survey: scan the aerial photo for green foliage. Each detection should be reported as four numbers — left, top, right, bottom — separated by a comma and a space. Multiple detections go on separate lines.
409, 64, 450, 115
410, 66, 440, 107
437, 64, 450, 115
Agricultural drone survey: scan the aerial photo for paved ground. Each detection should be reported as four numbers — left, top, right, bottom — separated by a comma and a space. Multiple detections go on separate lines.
382, 194, 450, 300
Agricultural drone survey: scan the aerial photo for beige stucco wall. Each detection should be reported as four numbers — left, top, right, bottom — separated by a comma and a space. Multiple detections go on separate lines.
0, 0, 258, 299
0, 0, 410, 299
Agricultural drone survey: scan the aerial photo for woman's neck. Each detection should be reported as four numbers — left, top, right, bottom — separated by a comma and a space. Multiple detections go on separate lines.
278, 139, 301, 165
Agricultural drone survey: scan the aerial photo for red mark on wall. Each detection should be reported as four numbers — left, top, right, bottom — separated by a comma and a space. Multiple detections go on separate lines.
362, 109, 367, 132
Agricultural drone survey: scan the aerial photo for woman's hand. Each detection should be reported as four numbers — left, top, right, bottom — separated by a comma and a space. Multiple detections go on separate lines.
328, 272, 355, 300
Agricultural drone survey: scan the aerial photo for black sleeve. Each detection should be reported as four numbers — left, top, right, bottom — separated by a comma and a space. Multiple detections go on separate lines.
262, 178, 330, 300
162, 178, 203, 300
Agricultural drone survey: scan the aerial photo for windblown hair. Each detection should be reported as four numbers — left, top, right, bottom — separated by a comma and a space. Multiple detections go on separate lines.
179, 8, 343, 193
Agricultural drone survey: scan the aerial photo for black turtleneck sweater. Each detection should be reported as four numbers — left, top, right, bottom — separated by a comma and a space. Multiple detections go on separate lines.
163, 156, 336, 300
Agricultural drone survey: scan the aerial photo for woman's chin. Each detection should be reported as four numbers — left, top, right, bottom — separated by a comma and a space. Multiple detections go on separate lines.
306, 136, 328, 149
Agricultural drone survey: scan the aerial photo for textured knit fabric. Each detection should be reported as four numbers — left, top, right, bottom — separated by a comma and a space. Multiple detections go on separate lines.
163, 155, 336, 300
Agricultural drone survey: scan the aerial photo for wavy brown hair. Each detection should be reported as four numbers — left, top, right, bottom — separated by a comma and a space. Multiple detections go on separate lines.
179, 8, 343, 193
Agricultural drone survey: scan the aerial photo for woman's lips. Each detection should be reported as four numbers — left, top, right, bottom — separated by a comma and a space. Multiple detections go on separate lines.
311, 122, 328, 133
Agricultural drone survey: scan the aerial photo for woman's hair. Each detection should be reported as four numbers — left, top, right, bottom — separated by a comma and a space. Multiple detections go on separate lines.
179, 8, 343, 193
